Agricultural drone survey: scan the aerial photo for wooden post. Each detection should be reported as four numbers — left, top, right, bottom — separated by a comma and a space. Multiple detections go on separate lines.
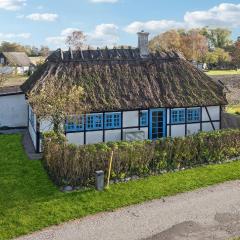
106, 150, 114, 189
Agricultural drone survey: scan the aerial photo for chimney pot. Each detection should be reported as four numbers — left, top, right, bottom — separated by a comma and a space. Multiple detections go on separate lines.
137, 31, 149, 58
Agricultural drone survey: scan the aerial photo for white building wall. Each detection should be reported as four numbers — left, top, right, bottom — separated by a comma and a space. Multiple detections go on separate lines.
123, 111, 138, 127
0, 94, 28, 128
105, 129, 121, 142
187, 123, 201, 135
202, 106, 220, 121
17, 66, 29, 74
202, 122, 213, 132
40, 119, 53, 132
171, 124, 185, 137
167, 109, 170, 124
140, 127, 148, 139
86, 131, 103, 144
67, 132, 84, 146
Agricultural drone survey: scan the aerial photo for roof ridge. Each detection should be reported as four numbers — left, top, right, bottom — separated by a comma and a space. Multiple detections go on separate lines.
46, 48, 184, 63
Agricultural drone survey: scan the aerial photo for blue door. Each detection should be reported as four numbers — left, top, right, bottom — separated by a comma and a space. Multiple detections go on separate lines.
150, 109, 166, 140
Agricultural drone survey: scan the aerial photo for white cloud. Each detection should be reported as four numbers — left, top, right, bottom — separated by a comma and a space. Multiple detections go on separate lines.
87, 23, 119, 47
61, 28, 80, 36
90, 0, 118, 3
46, 24, 119, 48
25, 13, 58, 22
125, 3, 240, 34
184, 3, 240, 28
46, 28, 80, 46
125, 20, 185, 34
0, 0, 26, 11
0, 32, 31, 39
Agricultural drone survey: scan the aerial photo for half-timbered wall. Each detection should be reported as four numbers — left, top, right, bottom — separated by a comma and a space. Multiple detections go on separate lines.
31, 105, 222, 152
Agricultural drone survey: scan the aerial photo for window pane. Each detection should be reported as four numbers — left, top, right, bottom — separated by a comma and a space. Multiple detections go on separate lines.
171, 109, 185, 124
187, 108, 200, 122
86, 114, 103, 130
140, 110, 148, 126
65, 115, 84, 132
104, 112, 121, 129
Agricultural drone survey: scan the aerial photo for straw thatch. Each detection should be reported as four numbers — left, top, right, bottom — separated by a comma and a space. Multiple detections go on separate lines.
2, 52, 31, 67
21, 48, 227, 112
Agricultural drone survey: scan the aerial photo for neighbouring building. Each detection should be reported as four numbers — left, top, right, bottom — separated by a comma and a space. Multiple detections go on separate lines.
0, 86, 28, 128
9, 31, 228, 152
0, 52, 32, 74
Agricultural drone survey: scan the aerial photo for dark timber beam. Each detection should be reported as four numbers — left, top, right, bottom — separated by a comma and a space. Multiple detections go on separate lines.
205, 106, 215, 130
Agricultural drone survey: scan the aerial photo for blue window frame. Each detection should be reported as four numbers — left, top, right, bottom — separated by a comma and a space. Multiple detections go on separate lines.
86, 113, 103, 130
187, 108, 200, 123
104, 112, 121, 129
140, 110, 148, 126
65, 115, 84, 132
150, 109, 166, 139
171, 109, 185, 124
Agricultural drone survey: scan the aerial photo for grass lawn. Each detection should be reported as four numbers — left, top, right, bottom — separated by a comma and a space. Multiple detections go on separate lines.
1, 74, 28, 87
227, 105, 240, 115
1, 134, 240, 240
206, 70, 240, 76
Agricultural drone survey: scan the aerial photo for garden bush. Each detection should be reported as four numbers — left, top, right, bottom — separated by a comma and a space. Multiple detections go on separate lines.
43, 129, 240, 186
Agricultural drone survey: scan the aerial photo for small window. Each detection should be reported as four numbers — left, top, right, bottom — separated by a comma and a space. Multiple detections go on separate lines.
187, 108, 200, 123
171, 109, 185, 124
86, 113, 103, 130
65, 115, 84, 132
140, 111, 148, 126
104, 112, 121, 129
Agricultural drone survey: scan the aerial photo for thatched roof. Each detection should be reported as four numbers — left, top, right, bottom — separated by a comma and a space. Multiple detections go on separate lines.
2, 52, 31, 67
21, 48, 227, 112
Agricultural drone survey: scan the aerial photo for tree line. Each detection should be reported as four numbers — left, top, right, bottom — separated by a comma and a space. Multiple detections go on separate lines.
0, 41, 50, 57
1, 28, 240, 69
149, 27, 240, 69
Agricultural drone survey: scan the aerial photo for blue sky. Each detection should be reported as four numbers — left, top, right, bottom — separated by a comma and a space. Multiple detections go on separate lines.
0, 0, 240, 49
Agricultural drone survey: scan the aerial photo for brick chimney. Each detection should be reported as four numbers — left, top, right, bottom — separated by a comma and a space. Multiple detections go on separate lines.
137, 30, 149, 57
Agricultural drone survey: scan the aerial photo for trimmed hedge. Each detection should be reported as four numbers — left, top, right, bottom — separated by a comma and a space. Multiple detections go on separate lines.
43, 129, 240, 186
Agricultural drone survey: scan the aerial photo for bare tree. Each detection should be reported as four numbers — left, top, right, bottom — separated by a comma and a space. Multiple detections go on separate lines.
65, 31, 86, 50
28, 77, 84, 134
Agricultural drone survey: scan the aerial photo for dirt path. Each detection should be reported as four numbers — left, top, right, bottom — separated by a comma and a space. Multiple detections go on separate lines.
15, 181, 240, 240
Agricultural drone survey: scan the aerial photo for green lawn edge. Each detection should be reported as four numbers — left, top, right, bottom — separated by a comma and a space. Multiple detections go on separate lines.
1, 134, 240, 240
206, 70, 240, 76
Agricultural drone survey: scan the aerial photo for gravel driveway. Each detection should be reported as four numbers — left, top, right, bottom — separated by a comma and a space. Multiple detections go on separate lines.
15, 181, 240, 240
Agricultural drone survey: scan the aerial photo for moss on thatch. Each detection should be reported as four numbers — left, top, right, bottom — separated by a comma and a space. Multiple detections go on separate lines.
21, 49, 227, 112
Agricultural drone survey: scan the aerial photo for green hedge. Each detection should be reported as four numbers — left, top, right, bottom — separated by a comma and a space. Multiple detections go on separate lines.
43, 129, 240, 186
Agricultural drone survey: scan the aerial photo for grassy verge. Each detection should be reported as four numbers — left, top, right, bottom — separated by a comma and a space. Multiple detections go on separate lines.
206, 70, 240, 76
1, 134, 240, 240
1, 74, 28, 87
227, 105, 240, 115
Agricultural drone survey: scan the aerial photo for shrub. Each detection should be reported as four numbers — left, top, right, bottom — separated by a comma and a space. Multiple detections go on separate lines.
42, 129, 240, 186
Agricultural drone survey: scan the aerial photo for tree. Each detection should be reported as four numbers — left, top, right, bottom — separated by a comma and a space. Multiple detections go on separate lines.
0, 41, 26, 52
206, 48, 231, 67
179, 29, 208, 62
149, 30, 181, 52
201, 28, 232, 49
149, 29, 208, 62
28, 77, 84, 134
39, 46, 50, 57
65, 31, 86, 50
